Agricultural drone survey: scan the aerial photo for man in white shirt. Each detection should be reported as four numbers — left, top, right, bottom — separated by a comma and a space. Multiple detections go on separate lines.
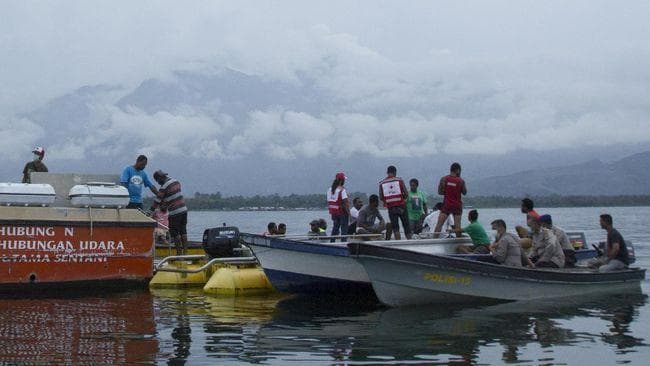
347, 197, 363, 235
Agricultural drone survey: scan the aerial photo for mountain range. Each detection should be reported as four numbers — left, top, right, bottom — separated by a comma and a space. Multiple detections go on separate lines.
4, 67, 650, 197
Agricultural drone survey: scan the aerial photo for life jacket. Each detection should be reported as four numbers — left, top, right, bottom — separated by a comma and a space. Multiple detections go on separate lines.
327, 186, 345, 216
443, 175, 464, 209
380, 177, 406, 208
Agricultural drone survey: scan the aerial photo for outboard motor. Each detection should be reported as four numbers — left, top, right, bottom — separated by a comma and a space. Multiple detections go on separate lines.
202, 226, 242, 258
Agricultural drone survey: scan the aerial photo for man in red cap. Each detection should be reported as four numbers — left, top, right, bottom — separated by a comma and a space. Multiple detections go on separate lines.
327, 171, 350, 242
22, 146, 48, 183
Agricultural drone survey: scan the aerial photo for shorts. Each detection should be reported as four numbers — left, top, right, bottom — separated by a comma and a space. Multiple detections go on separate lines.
169, 212, 188, 237
441, 204, 462, 216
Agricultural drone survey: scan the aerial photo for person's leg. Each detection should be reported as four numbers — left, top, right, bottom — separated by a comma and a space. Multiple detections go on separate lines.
179, 213, 188, 255
400, 209, 411, 239
330, 215, 341, 243
388, 209, 401, 240
169, 214, 182, 255
433, 212, 450, 239
453, 213, 462, 238
339, 214, 349, 242
348, 222, 357, 235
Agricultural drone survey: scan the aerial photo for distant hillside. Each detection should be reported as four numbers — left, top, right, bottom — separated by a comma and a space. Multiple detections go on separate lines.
471, 151, 650, 196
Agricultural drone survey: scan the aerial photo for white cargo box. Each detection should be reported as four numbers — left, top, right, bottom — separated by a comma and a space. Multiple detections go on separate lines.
0, 183, 56, 207
69, 182, 130, 208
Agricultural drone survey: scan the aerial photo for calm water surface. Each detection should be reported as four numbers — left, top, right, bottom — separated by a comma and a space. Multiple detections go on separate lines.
1, 207, 649, 365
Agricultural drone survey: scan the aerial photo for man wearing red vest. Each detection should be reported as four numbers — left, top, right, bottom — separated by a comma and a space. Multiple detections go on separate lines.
434, 162, 467, 238
379, 165, 411, 240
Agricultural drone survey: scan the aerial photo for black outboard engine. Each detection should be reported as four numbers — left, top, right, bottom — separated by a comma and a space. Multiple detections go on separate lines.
202, 226, 242, 258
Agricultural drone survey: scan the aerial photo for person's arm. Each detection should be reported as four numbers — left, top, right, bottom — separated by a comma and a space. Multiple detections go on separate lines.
537, 231, 558, 263
491, 238, 507, 263
607, 239, 621, 259
22, 163, 30, 183
120, 167, 129, 188
357, 210, 369, 229
143, 174, 158, 195
461, 179, 467, 195
400, 180, 408, 199
341, 189, 350, 214
438, 177, 445, 195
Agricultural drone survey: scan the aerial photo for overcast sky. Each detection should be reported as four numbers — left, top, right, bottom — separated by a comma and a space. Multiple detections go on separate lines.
1, 0, 650, 172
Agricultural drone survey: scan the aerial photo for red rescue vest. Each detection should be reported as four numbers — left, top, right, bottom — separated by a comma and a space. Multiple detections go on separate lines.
328, 187, 345, 216
443, 175, 464, 209
380, 177, 406, 208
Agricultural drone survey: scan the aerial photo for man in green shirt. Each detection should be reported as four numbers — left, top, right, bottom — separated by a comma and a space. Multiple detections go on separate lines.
406, 178, 428, 234
456, 209, 491, 254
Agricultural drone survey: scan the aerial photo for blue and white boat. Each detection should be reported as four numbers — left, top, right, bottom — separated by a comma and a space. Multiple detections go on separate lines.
241, 233, 473, 296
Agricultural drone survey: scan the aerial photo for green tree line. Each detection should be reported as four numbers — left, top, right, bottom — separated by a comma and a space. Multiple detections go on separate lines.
145, 192, 650, 210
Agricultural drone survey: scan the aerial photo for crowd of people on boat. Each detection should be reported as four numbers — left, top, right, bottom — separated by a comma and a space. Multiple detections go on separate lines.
311, 163, 630, 273
21, 147, 630, 273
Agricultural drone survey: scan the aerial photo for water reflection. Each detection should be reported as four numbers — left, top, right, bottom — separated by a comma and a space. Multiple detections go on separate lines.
0, 290, 157, 365
253, 290, 647, 364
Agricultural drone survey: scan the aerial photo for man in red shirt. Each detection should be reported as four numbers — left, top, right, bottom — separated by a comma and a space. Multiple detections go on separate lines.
379, 165, 411, 240
434, 162, 467, 238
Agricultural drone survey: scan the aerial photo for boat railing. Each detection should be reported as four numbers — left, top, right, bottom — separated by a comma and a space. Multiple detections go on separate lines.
155, 255, 258, 274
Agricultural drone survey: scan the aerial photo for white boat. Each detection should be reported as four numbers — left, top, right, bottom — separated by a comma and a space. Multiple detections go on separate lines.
0, 183, 56, 207
241, 233, 474, 296
348, 242, 645, 307
68, 182, 130, 208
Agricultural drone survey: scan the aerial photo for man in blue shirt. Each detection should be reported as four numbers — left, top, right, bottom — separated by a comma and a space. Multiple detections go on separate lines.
120, 155, 158, 209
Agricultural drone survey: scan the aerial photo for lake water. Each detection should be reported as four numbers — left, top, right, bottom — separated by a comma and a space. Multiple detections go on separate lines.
1, 207, 649, 365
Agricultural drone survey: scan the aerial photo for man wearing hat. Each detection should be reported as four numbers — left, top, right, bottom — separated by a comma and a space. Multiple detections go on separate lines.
527, 215, 565, 268
22, 146, 48, 183
539, 214, 576, 267
151, 170, 188, 255
327, 172, 350, 242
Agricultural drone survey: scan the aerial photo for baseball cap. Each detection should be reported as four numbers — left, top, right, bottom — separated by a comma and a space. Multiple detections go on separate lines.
335, 172, 346, 180
32, 147, 45, 156
538, 214, 553, 224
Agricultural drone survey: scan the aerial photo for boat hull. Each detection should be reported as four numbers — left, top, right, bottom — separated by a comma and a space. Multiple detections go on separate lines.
0, 206, 155, 291
349, 243, 645, 306
242, 233, 472, 296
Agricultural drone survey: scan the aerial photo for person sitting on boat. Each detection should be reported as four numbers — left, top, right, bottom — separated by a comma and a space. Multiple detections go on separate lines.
515, 198, 539, 250
327, 172, 350, 242
406, 178, 428, 235
356, 194, 386, 238
264, 222, 278, 236
308, 220, 326, 236
22, 146, 48, 183
379, 165, 411, 240
347, 197, 363, 235
456, 209, 491, 254
318, 218, 328, 233
151, 170, 188, 256
277, 223, 287, 235
421, 202, 454, 237
590, 214, 629, 272
539, 214, 576, 267
488, 219, 523, 267
434, 162, 466, 238
120, 155, 158, 209
528, 216, 565, 268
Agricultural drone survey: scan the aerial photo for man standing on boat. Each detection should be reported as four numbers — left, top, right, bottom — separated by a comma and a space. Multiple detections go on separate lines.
327, 172, 350, 242
379, 165, 411, 240
596, 214, 629, 272
120, 155, 158, 209
151, 170, 188, 255
406, 178, 428, 235
22, 146, 48, 183
434, 162, 466, 238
